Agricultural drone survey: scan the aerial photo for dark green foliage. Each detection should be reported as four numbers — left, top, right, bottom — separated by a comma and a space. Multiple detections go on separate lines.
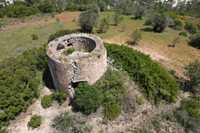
41, 95, 53, 109
0, 46, 47, 131
31, 34, 39, 40
105, 44, 179, 103
52, 112, 91, 133
48, 29, 78, 42
184, 22, 197, 34
79, 6, 100, 33
37, 0, 56, 13
151, 13, 168, 33
28, 115, 42, 129
189, 33, 200, 49
185, 61, 200, 93
63, 48, 75, 55
4, 2, 38, 18
175, 96, 200, 132
72, 83, 103, 115
53, 91, 67, 105
95, 69, 125, 120
179, 31, 188, 37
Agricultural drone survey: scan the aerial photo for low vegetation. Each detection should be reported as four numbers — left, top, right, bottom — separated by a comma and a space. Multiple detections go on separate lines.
52, 112, 91, 133
185, 61, 200, 93
63, 48, 75, 56
72, 83, 103, 115
105, 44, 179, 104
0, 46, 47, 131
28, 115, 42, 129
41, 95, 53, 109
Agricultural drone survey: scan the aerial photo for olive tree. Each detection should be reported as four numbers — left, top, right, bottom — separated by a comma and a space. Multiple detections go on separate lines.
79, 5, 100, 33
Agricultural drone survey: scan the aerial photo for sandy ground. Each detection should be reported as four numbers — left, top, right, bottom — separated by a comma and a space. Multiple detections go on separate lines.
8, 87, 70, 133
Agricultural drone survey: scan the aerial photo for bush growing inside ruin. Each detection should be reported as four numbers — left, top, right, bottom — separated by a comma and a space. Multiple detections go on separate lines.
72, 83, 103, 115
63, 48, 75, 56
95, 69, 126, 120
28, 115, 42, 129
79, 6, 100, 33
189, 33, 200, 49
41, 95, 53, 108
179, 31, 188, 37
105, 44, 179, 104
52, 112, 91, 133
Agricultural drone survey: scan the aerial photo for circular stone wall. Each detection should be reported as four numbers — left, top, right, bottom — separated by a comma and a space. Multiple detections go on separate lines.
47, 33, 107, 92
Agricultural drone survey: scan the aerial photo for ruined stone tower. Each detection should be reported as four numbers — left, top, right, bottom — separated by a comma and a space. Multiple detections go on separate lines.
47, 33, 107, 97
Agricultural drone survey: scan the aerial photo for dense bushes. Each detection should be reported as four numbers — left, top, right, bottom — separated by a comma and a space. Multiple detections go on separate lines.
3, 2, 38, 18
72, 83, 103, 115
95, 69, 126, 120
175, 96, 200, 132
0, 46, 47, 131
28, 115, 42, 129
189, 33, 200, 49
105, 44, 179, 103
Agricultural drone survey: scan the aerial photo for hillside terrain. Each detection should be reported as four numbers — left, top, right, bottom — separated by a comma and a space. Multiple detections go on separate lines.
0, 0, 200, 133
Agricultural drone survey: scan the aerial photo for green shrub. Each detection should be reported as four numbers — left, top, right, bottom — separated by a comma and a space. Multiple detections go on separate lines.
5, 2, 38, 18
189, 33, 200, 49
0, 46, 47, 131
79, 6, 99, 33
179, 31, 188, 37
37, 0, 56, 13
53, 91, 67, 105
28, 115, 42, 129
185, 61, 200, 93
31, 34, 38, 40
184, 22, 197, 34
103, 102, 121, 121
129, 29, 142, 45
52, 112, 91, 133
41, 95, 53, 109
72, 83, 103, 115
105, 44, 179, 103
63, 48, 75, 56
151, 13, 168, 33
